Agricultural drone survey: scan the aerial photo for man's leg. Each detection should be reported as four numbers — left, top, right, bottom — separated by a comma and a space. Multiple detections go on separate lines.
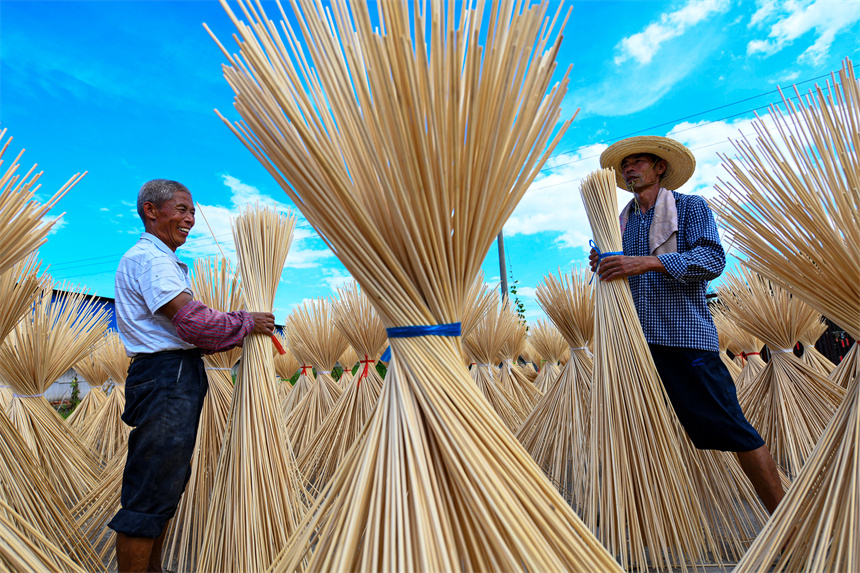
146, 524, 169, 572
116, 533, 155, 573
736, 444, 784, 513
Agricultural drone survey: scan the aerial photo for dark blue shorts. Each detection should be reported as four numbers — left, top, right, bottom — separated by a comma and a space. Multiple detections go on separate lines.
107, 348, 208, 538
649, 344, 764, 452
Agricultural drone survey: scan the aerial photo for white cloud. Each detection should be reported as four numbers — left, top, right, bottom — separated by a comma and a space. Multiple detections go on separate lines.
505, 143, 607, 250
746, 0, 860, 66
46, 215, 67, 236
614, 0, 731, 65
180, 175, 334, 272
99, 207, 109, 212
320, 268, 353, 292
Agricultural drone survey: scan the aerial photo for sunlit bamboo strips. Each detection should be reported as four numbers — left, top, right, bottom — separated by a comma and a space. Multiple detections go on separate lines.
198, 205, 309, 573
283, 297, 346, 456
798, 317, 836, 376
830, 341, 859, 390
0, 408, 102, 571
206, 0, 629, 568
517, 339, 540, 382
0, 130, 83, 275
297, 283, 386, 488
719, 267, 845, 478
463, 299, 526, 430
497, 300, 542, 411
517, 267, 593, 510
0, 256, 46, 345
711, 305, 744, 382
164, 256, 243, 573
78, 332, 130, 465
0, 284, 108, 506
582, 168, 716, 571
529, 319, 566, 393
713, 58, 859, 571
0, 499, 89, 573
68, 346, 109, 429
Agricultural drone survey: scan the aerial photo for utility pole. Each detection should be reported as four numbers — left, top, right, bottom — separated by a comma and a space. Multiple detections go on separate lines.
497, 230, 508, 301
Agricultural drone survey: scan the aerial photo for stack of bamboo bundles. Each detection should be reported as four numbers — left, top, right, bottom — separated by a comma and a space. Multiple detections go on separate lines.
713, 57, 859, 571
78, 332, 130, 465
283, 298, 346, 456
164, 256, 243, 572
718, 267, 845, 479
798, 317, 836, 376
711, 305, 744, 382
496, 301, 543, 412
830, 341, 859, 389
297, 283, 386, 488
208, 0, 624, 569
198, 205, 310, 572
0, 284, 109, 507
68, 344, 109, 430
529, 320, 567, 393
517, 267, 593, 510
0, 129, 83, 275
582, 168, 717, 570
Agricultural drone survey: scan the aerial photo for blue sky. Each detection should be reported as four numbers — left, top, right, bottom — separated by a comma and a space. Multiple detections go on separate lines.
1, 0, 858, 324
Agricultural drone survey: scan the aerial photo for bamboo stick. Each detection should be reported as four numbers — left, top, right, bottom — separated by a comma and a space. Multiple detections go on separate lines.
497, 300, 542, 411
830, 341, 859, 390
798, 317, 835, 376
0, 499, 88, 573
529, 319, 566, 393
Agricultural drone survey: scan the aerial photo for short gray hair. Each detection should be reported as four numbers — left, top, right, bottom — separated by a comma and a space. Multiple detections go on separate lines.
137, 179, 190, 223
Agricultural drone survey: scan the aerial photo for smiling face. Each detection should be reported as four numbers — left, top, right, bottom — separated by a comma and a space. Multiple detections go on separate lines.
143, 190, 195, 251
620, 153, 667, 192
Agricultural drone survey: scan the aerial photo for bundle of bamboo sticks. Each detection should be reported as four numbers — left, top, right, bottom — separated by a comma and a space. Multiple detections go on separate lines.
518, 339, 540, 382
517, 267, 593, 510
71, 450, 126, 570
0, 256, 46, 345
0, 498, 89, 573
496, 300, 542, 411
798, 317, 835, 376
78, 332, 130, 464
198, 205, 309, 572
528, 319, 567, 393
164, 256, 243, 572
581, 168, 716, 570
68, 345, 109, 430
0, 129, 83, 275
280, 328, 315, 416
0, 284, 109, 506
718, 267, 845, 478
713, 58, 859, 571
711, 304, 744, 382
283, 297, 346, 456
207, 0, 623, 569
337, 345, 358, 385
830, 341, 858, 390
297, 283, 387, 487
463, 300, 526, 430
714, 301, 767, 392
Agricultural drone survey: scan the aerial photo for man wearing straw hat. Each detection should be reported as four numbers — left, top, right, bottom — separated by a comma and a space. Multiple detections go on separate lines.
589, 136, 784, 514
108, 179, 275, 572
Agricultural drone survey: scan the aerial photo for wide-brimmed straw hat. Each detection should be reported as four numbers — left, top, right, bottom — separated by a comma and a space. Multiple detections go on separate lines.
599, 135, 695, 191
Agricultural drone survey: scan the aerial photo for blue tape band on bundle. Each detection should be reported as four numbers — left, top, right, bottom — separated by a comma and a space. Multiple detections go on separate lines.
385, 322, 462, 338
380, 346, 392, 362
588, 240, 624, 284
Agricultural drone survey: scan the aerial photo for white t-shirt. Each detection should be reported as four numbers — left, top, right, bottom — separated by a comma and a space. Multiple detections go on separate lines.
115, 233, 196, 356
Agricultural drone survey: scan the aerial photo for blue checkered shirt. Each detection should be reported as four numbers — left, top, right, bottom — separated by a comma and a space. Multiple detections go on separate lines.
622, 190, 723, 352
